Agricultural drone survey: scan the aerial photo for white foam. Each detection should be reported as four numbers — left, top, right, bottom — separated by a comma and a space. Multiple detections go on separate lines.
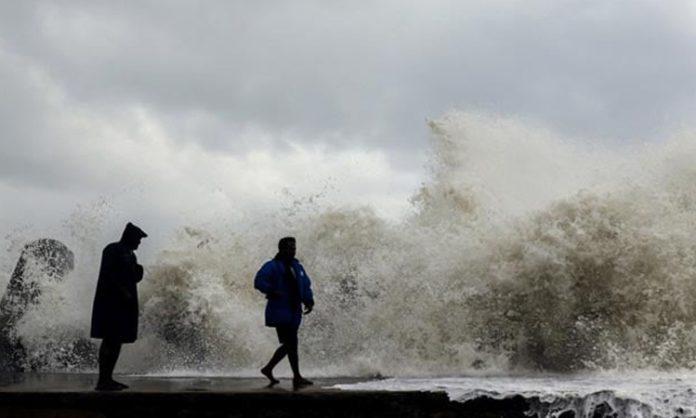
4, 111, 696, 376
336, 372, 696, 418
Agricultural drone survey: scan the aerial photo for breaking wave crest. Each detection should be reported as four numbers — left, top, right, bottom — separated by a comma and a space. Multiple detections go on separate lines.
5, 111, 696, 375
337, 374, 696, 418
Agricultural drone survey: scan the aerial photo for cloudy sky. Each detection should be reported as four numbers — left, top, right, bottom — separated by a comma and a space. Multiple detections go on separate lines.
2, 1, 696, 244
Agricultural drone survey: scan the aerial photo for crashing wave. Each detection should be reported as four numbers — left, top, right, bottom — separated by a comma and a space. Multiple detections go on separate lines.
4, 111, 696, 374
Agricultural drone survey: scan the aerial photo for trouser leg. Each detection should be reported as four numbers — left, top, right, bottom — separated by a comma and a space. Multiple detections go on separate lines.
265, 344, 288, 371
267, 325, 300, 376
98, 339, 122, 382
287, 340, 300, 378
283, 327, 300, 378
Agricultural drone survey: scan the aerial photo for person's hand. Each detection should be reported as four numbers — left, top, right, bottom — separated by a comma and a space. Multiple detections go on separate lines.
303, 303, 314, 314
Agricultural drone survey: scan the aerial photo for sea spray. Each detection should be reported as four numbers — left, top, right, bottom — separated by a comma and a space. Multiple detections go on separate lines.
4, 111, 696, 375
336, 374, 696, 418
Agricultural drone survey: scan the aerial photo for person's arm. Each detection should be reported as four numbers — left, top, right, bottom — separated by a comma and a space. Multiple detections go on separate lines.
102, 246, 134, 301
300, 266, 314, 314
124, 253, 144, 283
254, 262, 276, 296
133, 264, 144, 283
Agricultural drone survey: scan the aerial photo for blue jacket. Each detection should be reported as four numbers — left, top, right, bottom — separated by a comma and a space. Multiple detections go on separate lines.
254, 258, 314, 327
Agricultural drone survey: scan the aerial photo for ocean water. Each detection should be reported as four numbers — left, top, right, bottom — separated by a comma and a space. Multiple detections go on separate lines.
3, 111, 696, 414
336, 373, 696, 418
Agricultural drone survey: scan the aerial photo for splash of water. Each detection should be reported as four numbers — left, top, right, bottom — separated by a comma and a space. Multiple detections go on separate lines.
5, 111, 696, 375
336, 373, 696, 418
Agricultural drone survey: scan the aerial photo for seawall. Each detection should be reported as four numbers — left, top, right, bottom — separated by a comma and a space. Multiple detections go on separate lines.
0, 374, 531, 418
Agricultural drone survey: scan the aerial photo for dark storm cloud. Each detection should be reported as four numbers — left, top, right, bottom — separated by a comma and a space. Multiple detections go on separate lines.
2, 0, 696, 194
2, 0, 695, 156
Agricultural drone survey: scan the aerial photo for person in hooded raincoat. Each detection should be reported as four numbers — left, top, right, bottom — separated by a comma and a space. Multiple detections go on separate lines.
90, 222, 147, 391
254, 237, 314, 388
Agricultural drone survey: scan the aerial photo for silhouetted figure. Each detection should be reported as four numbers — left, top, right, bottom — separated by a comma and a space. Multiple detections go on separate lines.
254, 237, 314, 389
90, 223, 147, 391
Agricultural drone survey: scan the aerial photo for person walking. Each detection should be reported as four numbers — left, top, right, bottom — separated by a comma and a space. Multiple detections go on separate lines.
90, 222, 147, 391
254, 237, 314, 388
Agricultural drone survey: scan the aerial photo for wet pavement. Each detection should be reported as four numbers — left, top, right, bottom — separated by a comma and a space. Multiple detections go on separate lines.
0, 373, 366, 393
0, 373, 528, 418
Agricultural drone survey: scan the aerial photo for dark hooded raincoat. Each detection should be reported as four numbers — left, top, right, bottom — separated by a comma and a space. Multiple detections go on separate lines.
90, 223, 146, 343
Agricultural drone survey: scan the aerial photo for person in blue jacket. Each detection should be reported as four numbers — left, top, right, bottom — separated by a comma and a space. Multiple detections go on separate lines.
254, 236, 314, 388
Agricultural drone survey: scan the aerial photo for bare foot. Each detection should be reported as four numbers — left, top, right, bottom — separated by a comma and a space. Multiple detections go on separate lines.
95, 380, 125, 391
111, 379, 129, 390
261, 366, 279, 385
293, 376, 313, 389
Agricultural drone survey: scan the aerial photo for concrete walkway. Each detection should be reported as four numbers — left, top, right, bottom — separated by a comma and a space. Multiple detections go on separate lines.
0, 373, 509, 418
0, 373, 363, 393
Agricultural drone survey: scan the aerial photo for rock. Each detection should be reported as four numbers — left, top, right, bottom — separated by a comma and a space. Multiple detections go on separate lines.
0, 239, 75, 372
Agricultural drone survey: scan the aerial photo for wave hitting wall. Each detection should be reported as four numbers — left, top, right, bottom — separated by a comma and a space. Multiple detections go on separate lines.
3, 111, 696, 376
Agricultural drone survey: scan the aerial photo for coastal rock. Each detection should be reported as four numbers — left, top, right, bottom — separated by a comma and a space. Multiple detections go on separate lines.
0, 239, 75, 372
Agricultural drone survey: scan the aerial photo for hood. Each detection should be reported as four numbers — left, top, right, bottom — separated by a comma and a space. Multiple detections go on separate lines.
121, 222, 147, 243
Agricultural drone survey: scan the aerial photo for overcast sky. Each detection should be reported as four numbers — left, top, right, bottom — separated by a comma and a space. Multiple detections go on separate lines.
2, 1, 696, 247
